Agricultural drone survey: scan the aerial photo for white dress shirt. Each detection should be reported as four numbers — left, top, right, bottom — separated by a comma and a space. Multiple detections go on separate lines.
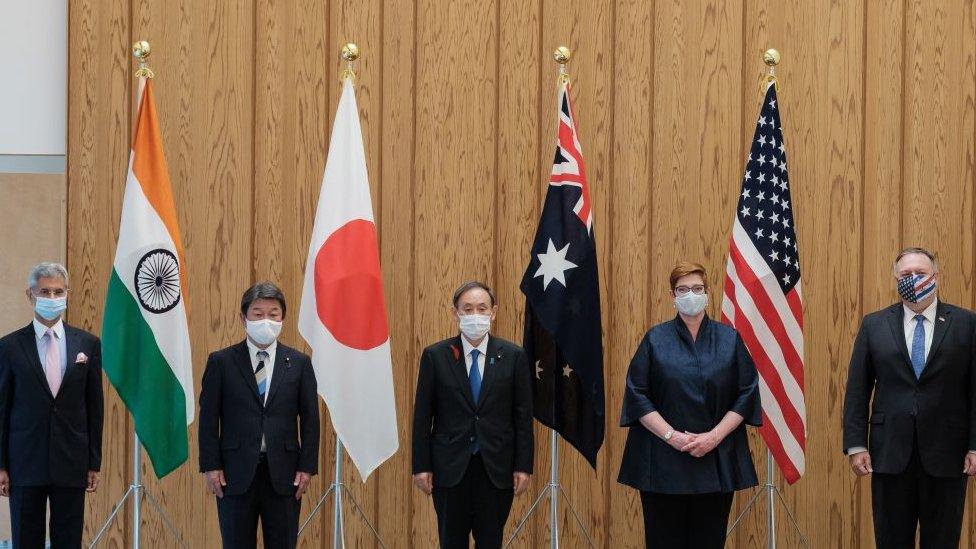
33, 318, 67, 377
461, 335, 489, 378
902, 299, 937, 361
246, 338, 277, 451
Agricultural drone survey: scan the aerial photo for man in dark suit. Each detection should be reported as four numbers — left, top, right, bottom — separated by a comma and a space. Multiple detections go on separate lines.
0, 262, 103, 549
199, 282, 320, 549
843, 247, 976, 548
412, 281, 534, 549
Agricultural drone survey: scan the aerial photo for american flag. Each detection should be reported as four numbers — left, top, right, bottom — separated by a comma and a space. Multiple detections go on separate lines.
897, 273, 936, 303
721, 84, 805, 484
521, 79, 604, 467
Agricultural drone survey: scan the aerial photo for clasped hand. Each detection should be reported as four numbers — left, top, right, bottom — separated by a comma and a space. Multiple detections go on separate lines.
668, 430, 721, 458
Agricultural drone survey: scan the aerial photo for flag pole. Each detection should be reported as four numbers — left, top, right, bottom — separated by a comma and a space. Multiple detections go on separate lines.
725, 48, 808, 548
505, 46, 596, 549
295, 42, 387, 548
89, 41, 186, 548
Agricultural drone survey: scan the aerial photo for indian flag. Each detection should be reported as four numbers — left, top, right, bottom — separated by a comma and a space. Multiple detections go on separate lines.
102, 79, 194, 478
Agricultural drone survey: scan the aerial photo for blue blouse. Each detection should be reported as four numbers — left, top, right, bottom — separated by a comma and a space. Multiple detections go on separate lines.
617, 315, 761, 494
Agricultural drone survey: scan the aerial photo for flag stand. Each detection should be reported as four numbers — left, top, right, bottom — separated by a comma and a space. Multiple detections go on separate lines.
88, 434, 187, 548
726, 450, 809, 548
298, 439, 388, 549
504, 430, 595, 548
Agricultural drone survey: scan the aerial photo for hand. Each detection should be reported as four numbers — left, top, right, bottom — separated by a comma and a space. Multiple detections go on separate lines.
293, 471, 312, 500
513, 472, 532, 496
666, 431, 695, 451
413, 472, 433, 495
964, 452, 976, 476
0, 469, 8, 497
204, 470, 226, 498
86, 471, 100, 493
681, 430, 721, 458
849, 451, 873, 476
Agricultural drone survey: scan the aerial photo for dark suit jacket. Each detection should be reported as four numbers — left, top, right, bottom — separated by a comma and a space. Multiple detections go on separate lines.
0, 322, 103, 488
412, 335, 534, 489
199, 340, 319, 496
843, 301, 976, 477
617, 316, 761, 494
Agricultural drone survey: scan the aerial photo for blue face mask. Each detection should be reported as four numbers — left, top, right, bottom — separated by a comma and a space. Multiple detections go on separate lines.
34, 296, 67, 321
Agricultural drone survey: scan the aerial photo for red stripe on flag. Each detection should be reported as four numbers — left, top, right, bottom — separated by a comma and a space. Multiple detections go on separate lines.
722, 282, 806, 447
729, 242, 804, 388
786, 288, 803, 329
759, 412, 802, 484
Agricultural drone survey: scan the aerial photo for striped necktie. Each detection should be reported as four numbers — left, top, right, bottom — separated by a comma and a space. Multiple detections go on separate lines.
255, 350, 269, 400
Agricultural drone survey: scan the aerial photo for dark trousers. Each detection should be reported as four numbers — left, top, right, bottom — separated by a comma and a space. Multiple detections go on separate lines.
432, 454, 515, 549
871, 439, 968, 549
9, 485, 86, 549
216, 457, 301, 549
639, 490, 734, 549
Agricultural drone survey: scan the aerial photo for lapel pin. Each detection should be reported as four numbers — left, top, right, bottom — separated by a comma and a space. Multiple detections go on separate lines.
939, 317, 946, 322
285, 356, 292, 368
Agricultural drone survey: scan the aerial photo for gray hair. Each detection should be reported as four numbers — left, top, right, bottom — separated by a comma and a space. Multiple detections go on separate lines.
892, 247, 939, 275
452, 281, 496, 308
28, 262, 69, 289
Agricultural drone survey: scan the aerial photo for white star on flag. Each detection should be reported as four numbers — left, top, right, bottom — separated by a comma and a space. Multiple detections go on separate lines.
534, 239, 577, 290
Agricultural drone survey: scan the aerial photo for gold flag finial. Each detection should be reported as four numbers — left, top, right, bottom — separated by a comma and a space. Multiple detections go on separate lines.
760, 48, 779, 93
554, 46, 571, 84
133, 40, 155, 79
340, 43, 359, 80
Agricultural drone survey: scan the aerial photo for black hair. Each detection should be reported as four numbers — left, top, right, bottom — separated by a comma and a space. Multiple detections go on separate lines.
240, 281, 287, 318
452, 281, 496, 308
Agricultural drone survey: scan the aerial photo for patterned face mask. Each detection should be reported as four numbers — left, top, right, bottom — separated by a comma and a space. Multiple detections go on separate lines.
897, 273, 936, 304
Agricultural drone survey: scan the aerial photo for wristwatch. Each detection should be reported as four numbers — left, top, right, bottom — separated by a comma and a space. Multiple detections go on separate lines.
663, 429, 674, 442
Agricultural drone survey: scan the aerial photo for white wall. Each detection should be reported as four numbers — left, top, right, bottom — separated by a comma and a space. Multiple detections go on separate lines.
0, 0, 67, 155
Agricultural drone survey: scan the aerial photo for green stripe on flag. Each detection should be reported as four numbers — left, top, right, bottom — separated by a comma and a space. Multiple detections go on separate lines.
102, 270, 188, 478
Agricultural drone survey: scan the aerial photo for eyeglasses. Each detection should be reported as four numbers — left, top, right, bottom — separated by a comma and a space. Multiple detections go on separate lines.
33, 288, 67, 298
674, 285, 706, 296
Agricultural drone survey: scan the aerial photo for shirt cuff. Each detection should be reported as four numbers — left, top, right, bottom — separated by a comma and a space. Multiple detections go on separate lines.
846, 446, 868, 456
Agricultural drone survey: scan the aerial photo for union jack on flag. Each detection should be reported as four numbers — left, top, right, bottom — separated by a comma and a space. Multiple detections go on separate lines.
721, 84, 806, 483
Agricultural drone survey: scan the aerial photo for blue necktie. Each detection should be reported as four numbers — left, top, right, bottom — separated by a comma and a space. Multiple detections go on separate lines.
911, 315, 926, 379
255, 350, 269, 399
469, 350, 482, 454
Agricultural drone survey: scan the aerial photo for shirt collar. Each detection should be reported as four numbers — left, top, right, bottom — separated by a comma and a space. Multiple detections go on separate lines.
33, 318, 65, 340
461, 335, 489, 358
246, 338, 278, 360
903, 299, 938, 325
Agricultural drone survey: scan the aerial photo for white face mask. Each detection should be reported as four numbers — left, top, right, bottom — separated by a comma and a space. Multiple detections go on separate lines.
674, 292, 708, 317
246, 318, 282, 347
458, 314, 492, 341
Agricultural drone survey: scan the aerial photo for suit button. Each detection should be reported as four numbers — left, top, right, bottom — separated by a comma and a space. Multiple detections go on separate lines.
52, 406, 58, 413
469, 436, 475, 442
475, 415, 480, 421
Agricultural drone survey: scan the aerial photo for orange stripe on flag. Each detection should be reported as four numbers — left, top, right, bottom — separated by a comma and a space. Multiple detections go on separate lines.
131, 81, 188, 287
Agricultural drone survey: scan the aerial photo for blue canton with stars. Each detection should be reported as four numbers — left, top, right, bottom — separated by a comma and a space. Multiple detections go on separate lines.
736, 85, 800, 293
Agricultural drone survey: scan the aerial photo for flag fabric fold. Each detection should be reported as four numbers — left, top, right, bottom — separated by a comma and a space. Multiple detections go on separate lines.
721, 84, 806, 484
520, 80, 605, 467
102, 80, 194, 478
298, 78, 398, 481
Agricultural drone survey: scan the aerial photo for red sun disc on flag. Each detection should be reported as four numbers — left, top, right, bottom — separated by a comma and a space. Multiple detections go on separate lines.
314, 219, 389, 350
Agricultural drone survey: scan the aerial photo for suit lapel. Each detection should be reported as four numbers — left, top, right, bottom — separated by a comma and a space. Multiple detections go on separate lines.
17, 324, 53, 400
477, 337, 502, 408
922, 302, 952, 375
447, 336, 476, 408
59, 325, 82, 396
885, 305, 914, 373
233, 341, 262, 404
263, 346, 289, 407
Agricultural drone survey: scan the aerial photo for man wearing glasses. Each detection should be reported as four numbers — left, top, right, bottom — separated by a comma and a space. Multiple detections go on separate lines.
0, 262, 104, 548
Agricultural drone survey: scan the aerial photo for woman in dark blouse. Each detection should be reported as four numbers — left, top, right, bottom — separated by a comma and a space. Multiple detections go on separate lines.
618, 262, 761, 548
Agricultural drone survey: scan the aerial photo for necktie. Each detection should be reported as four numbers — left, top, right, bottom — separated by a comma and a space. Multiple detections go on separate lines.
911, 315, 926, 379
469, 350, 482, 454
44, 330, 62, 396
255, 350, 269, 401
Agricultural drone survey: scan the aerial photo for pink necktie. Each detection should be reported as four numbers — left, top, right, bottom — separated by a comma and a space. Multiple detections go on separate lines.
44, 330, 62, 396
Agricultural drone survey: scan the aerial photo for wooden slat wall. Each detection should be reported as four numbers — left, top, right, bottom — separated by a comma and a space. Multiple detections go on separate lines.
65, 1, 976, 547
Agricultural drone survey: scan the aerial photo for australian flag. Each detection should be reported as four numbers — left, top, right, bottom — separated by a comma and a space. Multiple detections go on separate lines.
520, 80, 604, 467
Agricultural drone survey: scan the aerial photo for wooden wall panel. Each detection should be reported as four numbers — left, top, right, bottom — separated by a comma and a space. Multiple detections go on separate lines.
63, 1, 976, 547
